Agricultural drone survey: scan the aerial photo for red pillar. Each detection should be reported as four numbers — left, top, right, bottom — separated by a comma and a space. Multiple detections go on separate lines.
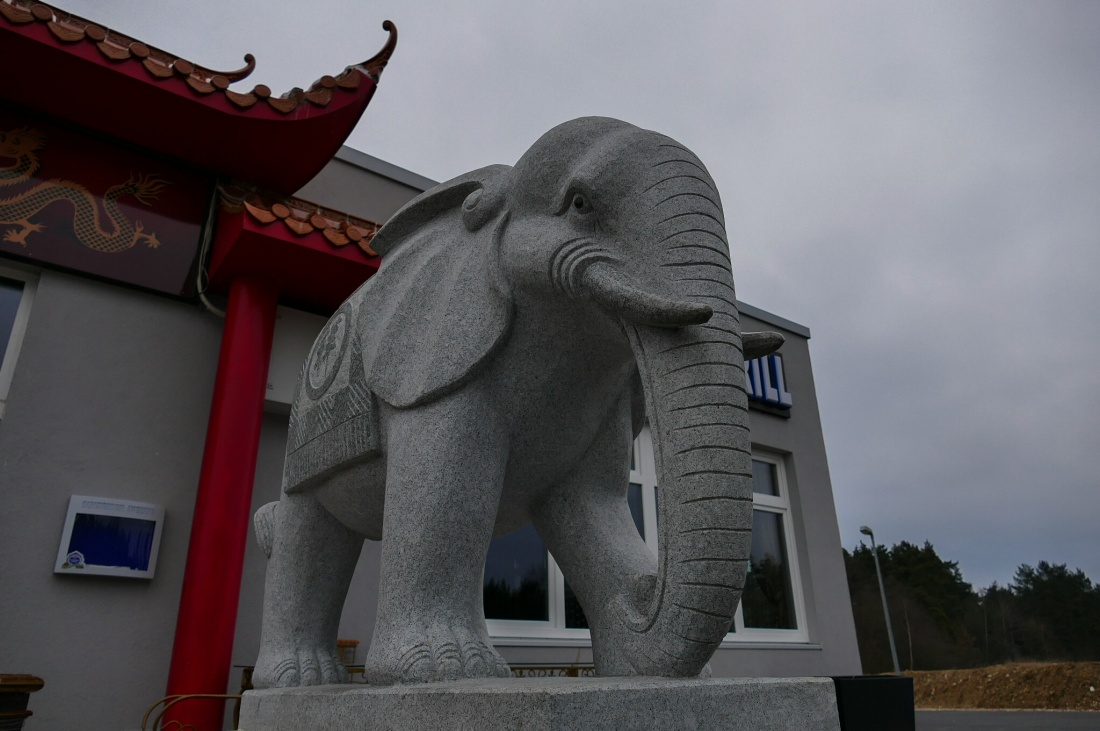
165, 275, 278, 731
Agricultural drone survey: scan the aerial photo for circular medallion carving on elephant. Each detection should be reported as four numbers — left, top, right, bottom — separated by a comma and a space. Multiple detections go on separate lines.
305, 305, 350, 399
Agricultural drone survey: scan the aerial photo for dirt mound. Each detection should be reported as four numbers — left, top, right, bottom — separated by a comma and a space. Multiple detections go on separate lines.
909, 662, 1100, 711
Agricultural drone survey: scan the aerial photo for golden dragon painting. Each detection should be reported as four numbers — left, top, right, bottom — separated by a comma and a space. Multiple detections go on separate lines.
0, 126, 169, 252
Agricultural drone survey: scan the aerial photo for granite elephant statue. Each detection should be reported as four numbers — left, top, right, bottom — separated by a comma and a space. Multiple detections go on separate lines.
252, 117, 783, 688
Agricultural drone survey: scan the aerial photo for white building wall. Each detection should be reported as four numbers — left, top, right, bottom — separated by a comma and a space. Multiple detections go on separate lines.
0, 270, 222, 730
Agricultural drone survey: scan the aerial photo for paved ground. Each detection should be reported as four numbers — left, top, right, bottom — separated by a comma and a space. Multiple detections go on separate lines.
917, 710, 1100, 729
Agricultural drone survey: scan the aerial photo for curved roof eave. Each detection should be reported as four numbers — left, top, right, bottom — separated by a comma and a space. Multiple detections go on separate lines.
0, 1, 397, 194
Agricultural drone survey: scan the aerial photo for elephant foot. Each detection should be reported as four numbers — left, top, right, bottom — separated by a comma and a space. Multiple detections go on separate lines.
364, 623, 511, 685
252, 640, 348, 688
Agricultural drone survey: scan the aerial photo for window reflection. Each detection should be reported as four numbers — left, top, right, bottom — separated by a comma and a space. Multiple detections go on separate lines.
627, 483, 644, 539
483, 523, 548, 621
563, 582, 588, 629
0, 278, 24, 367
752, 459, 778, 496
741, 510, 796, 629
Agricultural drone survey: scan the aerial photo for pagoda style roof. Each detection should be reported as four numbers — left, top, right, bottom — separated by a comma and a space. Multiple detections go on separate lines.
208, 184, 383, 313
227, 186, 381, 257
0, 1, 396, 193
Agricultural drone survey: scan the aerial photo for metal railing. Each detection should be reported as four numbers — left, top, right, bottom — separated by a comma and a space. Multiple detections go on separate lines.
140, 694, 242, 731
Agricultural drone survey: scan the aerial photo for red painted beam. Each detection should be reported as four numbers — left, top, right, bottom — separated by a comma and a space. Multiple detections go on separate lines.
164, 275, 278, 730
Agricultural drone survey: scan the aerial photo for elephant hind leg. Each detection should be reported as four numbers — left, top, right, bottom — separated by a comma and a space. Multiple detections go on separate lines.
253, 492, 364, 688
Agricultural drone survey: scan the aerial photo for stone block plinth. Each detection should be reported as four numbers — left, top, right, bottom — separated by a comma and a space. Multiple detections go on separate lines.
239, 676, 839, 730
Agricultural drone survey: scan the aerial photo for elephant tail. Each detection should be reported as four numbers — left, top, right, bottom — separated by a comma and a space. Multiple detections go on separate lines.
254, 501, 278, 559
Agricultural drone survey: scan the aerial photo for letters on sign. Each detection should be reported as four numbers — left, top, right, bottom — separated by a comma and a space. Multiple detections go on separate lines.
745, 353, 792, 409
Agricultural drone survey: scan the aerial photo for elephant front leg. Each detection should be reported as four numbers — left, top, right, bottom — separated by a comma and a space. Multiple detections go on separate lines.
365, 397, 512, 684
531, 404, 658, 676
253, 492, 364, 688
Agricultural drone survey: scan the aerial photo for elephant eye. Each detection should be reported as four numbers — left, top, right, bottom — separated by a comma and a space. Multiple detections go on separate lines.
571, 193, 593, 214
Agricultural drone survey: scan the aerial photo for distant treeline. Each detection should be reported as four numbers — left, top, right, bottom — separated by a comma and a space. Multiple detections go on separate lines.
845, 542, 1100, 673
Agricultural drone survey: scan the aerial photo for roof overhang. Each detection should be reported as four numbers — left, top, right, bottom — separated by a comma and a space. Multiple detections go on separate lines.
207, 188, 382, 313
0, 1, 396, 194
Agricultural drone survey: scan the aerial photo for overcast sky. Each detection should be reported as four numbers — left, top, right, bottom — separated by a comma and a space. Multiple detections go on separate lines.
60, 1, 1100, 590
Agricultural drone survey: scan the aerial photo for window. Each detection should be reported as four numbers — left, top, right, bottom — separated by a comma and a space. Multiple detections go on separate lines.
483, 428, 806, 643
727, 453, 808, 642
0, 268, 36, 418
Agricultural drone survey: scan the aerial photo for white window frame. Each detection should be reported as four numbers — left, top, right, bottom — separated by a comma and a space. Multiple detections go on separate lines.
486, 429, 808, 645
723, 451, 809, 644
0, 265, 37, 419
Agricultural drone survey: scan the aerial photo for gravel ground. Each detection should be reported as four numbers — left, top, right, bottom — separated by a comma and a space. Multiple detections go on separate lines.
916, 710, 1100, 729
909, 662, 1100, 712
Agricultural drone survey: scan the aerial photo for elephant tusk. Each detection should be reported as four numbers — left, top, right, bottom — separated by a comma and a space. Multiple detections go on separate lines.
580, 262, 712, 328
742, 331, 785, 360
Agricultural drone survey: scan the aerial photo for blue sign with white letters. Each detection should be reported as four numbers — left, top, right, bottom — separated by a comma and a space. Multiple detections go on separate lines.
745, 354, 792, 409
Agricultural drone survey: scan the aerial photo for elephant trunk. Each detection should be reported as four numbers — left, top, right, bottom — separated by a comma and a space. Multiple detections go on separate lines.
580, 249, 751, 676
581, 140, 756, 674
616, 296, 752, 675
569, 134, 784, 675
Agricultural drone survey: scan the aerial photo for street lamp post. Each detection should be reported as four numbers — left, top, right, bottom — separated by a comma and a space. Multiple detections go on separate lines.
860, 525, 901, 675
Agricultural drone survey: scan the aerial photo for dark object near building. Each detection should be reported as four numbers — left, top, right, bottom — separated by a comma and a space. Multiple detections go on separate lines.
832, 675, 915, 731
0, 675, 44, 731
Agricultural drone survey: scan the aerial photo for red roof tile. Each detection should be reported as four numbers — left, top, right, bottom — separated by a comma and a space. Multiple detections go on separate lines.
219, 183, 382, 258
207, 183, 384, 313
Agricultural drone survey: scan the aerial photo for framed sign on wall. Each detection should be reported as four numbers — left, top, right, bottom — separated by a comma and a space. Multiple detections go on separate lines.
54, 495, 165, 579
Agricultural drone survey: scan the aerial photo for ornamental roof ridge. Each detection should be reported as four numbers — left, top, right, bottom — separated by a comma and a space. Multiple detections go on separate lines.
0, 0, 397, 115
219, 182, 383, 258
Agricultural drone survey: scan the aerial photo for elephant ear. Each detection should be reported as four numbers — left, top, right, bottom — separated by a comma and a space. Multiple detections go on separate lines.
357, 164, 515, 408
370, 164, 511, 255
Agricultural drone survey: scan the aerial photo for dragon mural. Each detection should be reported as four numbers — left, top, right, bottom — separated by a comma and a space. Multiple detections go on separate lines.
0, 126, 169, 252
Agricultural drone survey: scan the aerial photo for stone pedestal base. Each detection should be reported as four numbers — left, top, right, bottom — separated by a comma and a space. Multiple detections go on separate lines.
238, 676, 839, 730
